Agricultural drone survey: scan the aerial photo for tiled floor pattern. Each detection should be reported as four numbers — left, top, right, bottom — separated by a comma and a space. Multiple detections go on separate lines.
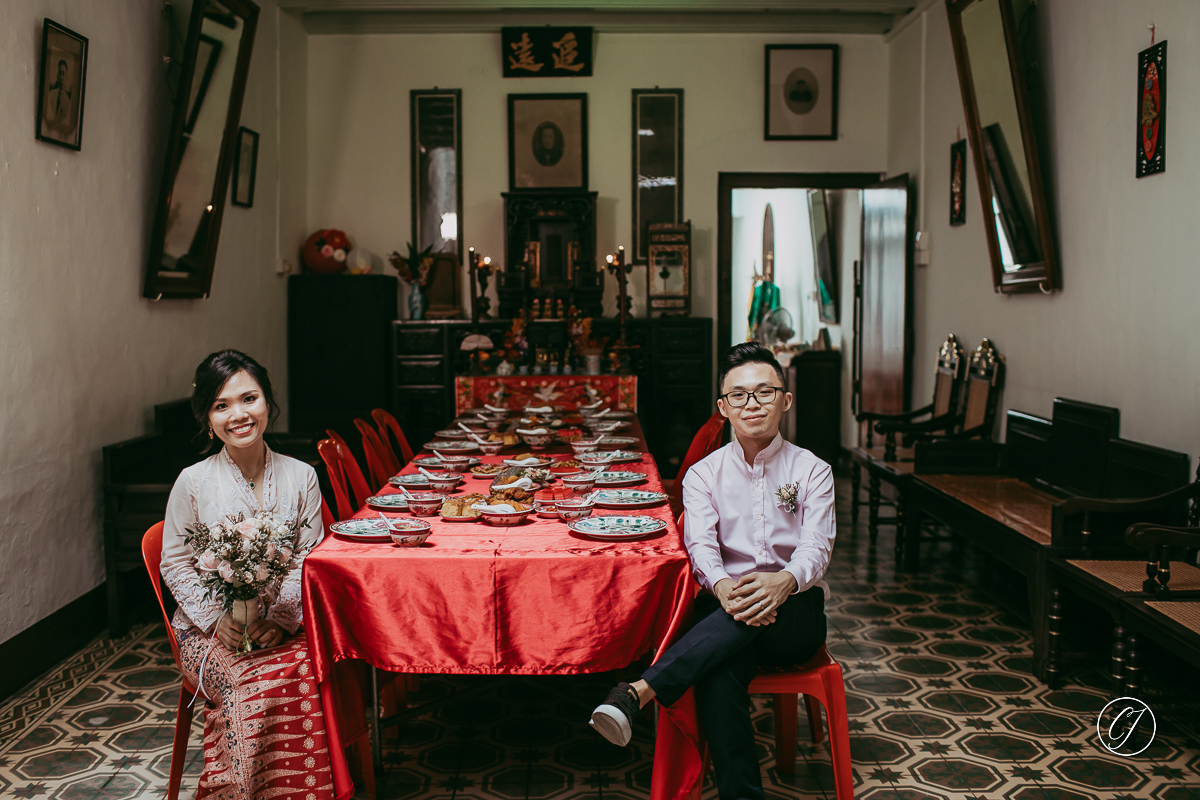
2, 479, 1199, 799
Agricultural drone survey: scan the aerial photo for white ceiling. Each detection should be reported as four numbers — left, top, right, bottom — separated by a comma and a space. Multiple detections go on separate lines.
281, 0, 918, 35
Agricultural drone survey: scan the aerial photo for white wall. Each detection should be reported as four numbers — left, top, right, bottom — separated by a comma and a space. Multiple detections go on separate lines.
0, 0, 287, 644
304, 32, 889, 325
888, 0, 1200, 463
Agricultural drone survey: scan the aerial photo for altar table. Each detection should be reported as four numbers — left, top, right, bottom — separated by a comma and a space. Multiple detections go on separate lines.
455, 373, 637, 414
302, 416, 703, 800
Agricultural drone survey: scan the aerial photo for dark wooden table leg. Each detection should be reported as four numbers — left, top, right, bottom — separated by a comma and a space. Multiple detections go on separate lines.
1111, 624, 1126, 698
1028, 549, 1049, 682
893, 488, 906, 564
851, 466, 861, 525
1124, 633, 1140, 696
868, 474, 881, 544
1046, 587, 1063, 689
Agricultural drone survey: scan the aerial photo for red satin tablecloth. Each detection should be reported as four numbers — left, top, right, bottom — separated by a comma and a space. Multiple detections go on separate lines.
302, 420, 703, 800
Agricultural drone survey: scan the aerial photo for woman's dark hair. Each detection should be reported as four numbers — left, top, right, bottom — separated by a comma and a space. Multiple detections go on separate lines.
191, 349, 279, 452
717, 342, 786, 394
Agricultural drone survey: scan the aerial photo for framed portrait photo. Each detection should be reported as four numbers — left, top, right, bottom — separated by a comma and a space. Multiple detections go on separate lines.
36, 19, 88, 150
508, 93, 588, 191
231, 127, 259, 208
764, 44, 838, 141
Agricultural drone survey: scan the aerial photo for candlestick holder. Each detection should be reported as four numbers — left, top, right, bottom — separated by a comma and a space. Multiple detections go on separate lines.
468, 247, 497, 322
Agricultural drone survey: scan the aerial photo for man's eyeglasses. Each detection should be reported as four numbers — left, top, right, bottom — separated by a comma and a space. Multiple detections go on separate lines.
720, 386, 783, 408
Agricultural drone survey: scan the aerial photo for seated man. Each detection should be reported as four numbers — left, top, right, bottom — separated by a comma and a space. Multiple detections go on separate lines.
590, 342, 835, 800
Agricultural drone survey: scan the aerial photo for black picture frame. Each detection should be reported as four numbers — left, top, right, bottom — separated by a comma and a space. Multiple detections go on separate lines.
231, 126, 258, 207
1136, 40, 1166, 178
507, 93, 588, 192
410, 89, 463, 260
35, 19, 88, 151
631, 88, 684, 264
764, 44, 838, 141
949, 138, 967, 226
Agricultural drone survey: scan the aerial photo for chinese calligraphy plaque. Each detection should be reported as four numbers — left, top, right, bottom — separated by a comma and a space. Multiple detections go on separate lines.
502, 27, 593, 78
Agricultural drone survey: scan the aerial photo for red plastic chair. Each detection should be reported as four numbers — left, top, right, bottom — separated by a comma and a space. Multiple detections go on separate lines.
318, 438, 372, 520
141, 522, 376, 800
667, 411, 727, 514
371, 408, 415, 468
354, 418, 393, 491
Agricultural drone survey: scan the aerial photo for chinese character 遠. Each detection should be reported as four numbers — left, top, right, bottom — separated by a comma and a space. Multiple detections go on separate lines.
509, 33, 543, 72
551, 32, 585, 72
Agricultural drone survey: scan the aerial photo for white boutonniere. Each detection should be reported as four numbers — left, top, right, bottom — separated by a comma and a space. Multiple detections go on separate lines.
775, 482, 799, 515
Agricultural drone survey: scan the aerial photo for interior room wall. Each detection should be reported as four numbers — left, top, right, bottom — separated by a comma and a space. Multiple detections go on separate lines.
0, 0, 287, 646
304, 32, 889, 340
887, 0, 1200, 463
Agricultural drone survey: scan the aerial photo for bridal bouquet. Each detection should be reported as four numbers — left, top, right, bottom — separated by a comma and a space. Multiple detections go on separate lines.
185, 511, 308, 652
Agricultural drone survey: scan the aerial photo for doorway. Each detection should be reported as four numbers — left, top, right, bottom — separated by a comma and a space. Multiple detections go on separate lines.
717, 172, 880, 454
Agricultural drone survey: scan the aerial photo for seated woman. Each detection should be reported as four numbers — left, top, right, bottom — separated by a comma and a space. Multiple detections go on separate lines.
162, 349, 334, 799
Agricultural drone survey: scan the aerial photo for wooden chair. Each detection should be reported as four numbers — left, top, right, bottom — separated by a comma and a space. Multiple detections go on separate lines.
666, 411, 727, 517
141, 521, 375, 800
318, 438, 373, 520
354, 418, 393, 491
851, 334, 965, 526
372, 408, 415, 469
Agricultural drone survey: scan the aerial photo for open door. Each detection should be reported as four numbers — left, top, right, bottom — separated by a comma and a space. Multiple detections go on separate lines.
853, 174, 914, 419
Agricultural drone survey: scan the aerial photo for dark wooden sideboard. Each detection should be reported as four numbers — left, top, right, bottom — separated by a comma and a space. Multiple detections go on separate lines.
393, 317, 713, 479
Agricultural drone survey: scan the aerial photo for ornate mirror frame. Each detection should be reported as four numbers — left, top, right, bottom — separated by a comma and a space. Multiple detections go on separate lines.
947, 0, 1060, 293
143, 0, 259, 300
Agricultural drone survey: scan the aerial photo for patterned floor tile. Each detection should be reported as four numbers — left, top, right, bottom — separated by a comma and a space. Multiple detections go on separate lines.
3, 478, 1200, 800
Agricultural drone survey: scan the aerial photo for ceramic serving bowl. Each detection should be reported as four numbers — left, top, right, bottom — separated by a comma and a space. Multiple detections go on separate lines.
478, 441, 504, 455
436, 456, 472, 474
533, 500, 560, 518
404, 492, 444, 516
561, 474, 597, 493
516, 429, 554, 450
425, 472, 464, 494
578, 454, 616, 468
554, 498, 595, 520
387, 519, 433, 546
478, 507, 532, 526
484, 418, 504, 430
570, 438, 601, 455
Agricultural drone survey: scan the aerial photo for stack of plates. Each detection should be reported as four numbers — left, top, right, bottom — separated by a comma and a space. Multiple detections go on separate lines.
366, 494, 409, 510
330, 519, 394, 543
593, 471, 647, 487
591, 489, 669, 508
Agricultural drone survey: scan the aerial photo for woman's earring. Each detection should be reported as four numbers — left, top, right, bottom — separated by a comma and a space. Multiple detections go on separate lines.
208, 426, 214, 440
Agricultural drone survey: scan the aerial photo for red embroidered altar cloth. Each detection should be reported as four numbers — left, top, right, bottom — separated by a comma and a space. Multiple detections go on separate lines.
302, 420, 702, 800
455, 374, 637, 414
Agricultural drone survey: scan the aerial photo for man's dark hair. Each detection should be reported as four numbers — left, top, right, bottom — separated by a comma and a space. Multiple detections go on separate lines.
717, 342, 786, 394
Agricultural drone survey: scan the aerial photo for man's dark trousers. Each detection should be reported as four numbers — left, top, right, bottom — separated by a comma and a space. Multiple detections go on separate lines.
642, 585, 826, 800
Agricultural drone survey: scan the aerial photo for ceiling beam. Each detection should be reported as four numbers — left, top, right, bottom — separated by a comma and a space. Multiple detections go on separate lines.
300, 8, 907, 35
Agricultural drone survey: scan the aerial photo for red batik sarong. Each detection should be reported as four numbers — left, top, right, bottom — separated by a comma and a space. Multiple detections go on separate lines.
177, 626, 336, 800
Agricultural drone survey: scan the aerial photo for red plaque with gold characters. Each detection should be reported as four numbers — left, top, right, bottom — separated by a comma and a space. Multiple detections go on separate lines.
1136, 41, 1166, 178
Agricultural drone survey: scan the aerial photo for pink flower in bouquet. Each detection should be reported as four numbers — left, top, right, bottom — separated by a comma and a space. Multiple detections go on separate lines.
279, 547, 294, 563
236, 520, 257, 538
255, 565, 271, 583
264, 542, 276, 560
218, 561, 236, 583
198, 551, 221, 571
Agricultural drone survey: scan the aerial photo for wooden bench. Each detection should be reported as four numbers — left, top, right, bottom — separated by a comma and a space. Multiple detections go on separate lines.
902, 398, 1190, 681
103, 400, 322, 636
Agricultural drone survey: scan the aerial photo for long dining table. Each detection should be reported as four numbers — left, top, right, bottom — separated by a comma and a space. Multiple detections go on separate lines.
302, 413, 705, 800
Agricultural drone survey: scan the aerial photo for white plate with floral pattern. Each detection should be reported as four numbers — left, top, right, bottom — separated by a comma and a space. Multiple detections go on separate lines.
593, 471, 648, 487
603, 451, 643, 464
591, 489, 669, 508
389, 474, 430, 487
595, 437, 638, 449
413, 455, 482, 468
366, 494, 409, 509
421, 440, 480, 452
567, 515, 667, 540
330, 519, 394, 542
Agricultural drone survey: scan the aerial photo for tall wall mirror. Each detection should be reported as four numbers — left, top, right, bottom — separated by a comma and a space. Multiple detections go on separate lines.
143, 0, 259, 300
411, 89, 463, 317
947, 0, 1060, 293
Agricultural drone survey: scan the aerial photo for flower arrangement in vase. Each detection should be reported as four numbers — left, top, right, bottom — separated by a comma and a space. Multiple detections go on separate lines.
184, 511, 309, 653
389, 243, 434, 320
498, 311, 529, 365
566, 305, 607, 373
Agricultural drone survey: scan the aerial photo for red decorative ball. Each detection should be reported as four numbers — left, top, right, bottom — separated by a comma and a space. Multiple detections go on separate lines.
302, 229, 352, 274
